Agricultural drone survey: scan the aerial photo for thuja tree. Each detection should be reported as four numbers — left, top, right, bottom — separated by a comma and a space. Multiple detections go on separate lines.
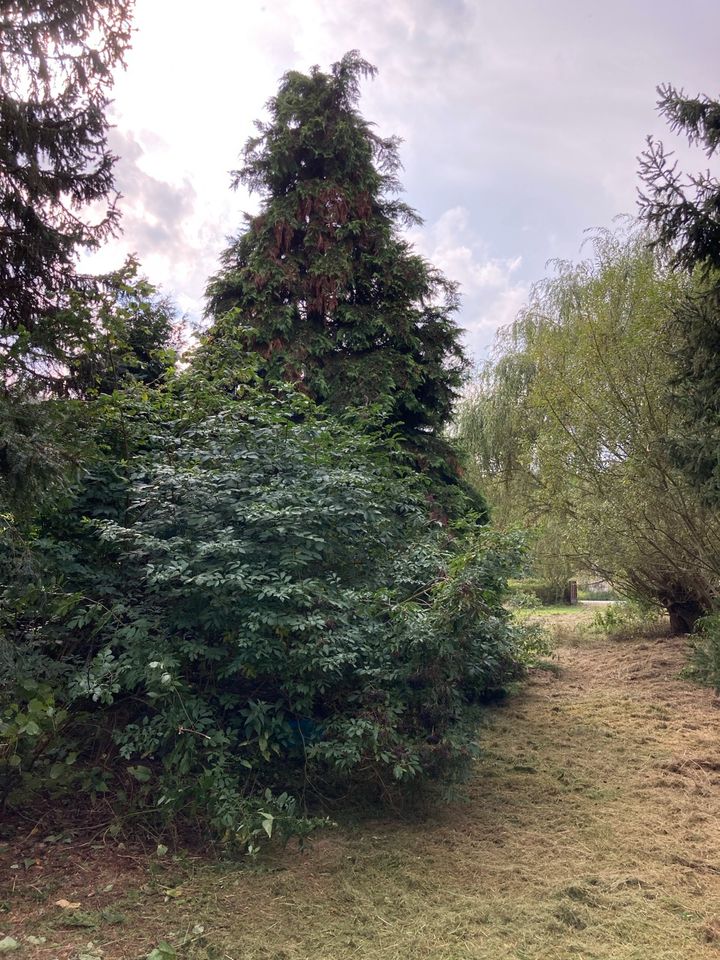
204, 53, 481, 517
66, 257, 178, 398
1, 260, 177, 514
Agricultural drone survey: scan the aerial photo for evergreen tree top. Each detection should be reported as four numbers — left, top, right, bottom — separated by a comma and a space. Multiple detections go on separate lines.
0, 0, 133, 379
236, 52, 409, 209
203, 53, 481, 519
639, 84, 720, 274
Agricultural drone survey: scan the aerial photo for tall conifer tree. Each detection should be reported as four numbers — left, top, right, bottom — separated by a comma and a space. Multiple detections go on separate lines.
205, 53, 479, 512
639, 85, 720, 504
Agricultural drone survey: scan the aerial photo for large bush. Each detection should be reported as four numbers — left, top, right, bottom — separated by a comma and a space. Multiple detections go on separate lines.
1, 377, 527, 848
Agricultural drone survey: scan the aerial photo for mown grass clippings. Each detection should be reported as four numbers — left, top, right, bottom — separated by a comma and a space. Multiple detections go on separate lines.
1, 612, 719, 959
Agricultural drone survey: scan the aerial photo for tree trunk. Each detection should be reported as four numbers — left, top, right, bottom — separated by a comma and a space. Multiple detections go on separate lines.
666, 599, 705, 635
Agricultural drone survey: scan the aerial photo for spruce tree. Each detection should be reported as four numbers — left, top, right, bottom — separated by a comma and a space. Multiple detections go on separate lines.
639, 84, 720, 273
205, 53, 477, 511
639, 85, 720, 504
0, 0, 133, 382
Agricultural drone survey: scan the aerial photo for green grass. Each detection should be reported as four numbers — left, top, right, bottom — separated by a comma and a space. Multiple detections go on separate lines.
524, 603, 578, 616
513, 603, 587, 622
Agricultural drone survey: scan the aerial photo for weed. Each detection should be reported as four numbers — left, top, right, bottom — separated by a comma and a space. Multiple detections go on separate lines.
592, 601, 666, 639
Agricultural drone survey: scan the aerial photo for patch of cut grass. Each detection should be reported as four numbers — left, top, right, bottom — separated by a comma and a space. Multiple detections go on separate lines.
3, 631, 719, 959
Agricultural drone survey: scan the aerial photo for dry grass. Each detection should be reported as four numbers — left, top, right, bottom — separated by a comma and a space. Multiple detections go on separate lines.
524, 604, 596, 647
3, 611, 720, 960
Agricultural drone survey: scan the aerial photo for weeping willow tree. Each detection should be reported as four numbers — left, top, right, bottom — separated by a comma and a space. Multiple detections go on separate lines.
457, 228, 720, 632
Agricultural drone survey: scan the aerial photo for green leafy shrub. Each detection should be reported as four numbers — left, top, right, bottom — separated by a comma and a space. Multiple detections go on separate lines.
507, 589, 541, 611
509, 578, 568, 606
577, 588, 618, 602
687, 614, 720, 692
1, 378, 528, 846
591, 601, 663, 639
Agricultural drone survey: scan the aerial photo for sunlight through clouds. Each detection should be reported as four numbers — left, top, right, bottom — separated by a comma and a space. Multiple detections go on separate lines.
84, 0, 720, 359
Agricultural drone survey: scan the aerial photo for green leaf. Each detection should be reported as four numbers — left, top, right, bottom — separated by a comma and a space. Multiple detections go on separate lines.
127, 765, 152, 782
147, 945, 177, 960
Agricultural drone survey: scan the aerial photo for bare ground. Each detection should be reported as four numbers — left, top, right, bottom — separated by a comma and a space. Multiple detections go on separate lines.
2, 612, 720, 959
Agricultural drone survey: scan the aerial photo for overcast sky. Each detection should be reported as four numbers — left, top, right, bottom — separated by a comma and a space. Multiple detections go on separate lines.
85, 0, 720, 363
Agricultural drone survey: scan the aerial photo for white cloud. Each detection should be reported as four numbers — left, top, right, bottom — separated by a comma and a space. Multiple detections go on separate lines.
408, 206, 527, 359
85, 0, 720, 356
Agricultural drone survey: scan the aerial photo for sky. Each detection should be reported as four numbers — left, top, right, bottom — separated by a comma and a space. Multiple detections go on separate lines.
84, 0, 720, 364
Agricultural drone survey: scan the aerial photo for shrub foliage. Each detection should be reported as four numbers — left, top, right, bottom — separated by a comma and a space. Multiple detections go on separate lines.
1, 375, 526, 846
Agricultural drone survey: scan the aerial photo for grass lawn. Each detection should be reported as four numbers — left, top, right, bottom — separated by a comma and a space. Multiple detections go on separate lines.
2, 608, 719, 959
515, 603, 579, 617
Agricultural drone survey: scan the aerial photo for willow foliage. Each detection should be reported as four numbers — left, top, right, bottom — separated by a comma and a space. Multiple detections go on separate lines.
457, 229, 720, 631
